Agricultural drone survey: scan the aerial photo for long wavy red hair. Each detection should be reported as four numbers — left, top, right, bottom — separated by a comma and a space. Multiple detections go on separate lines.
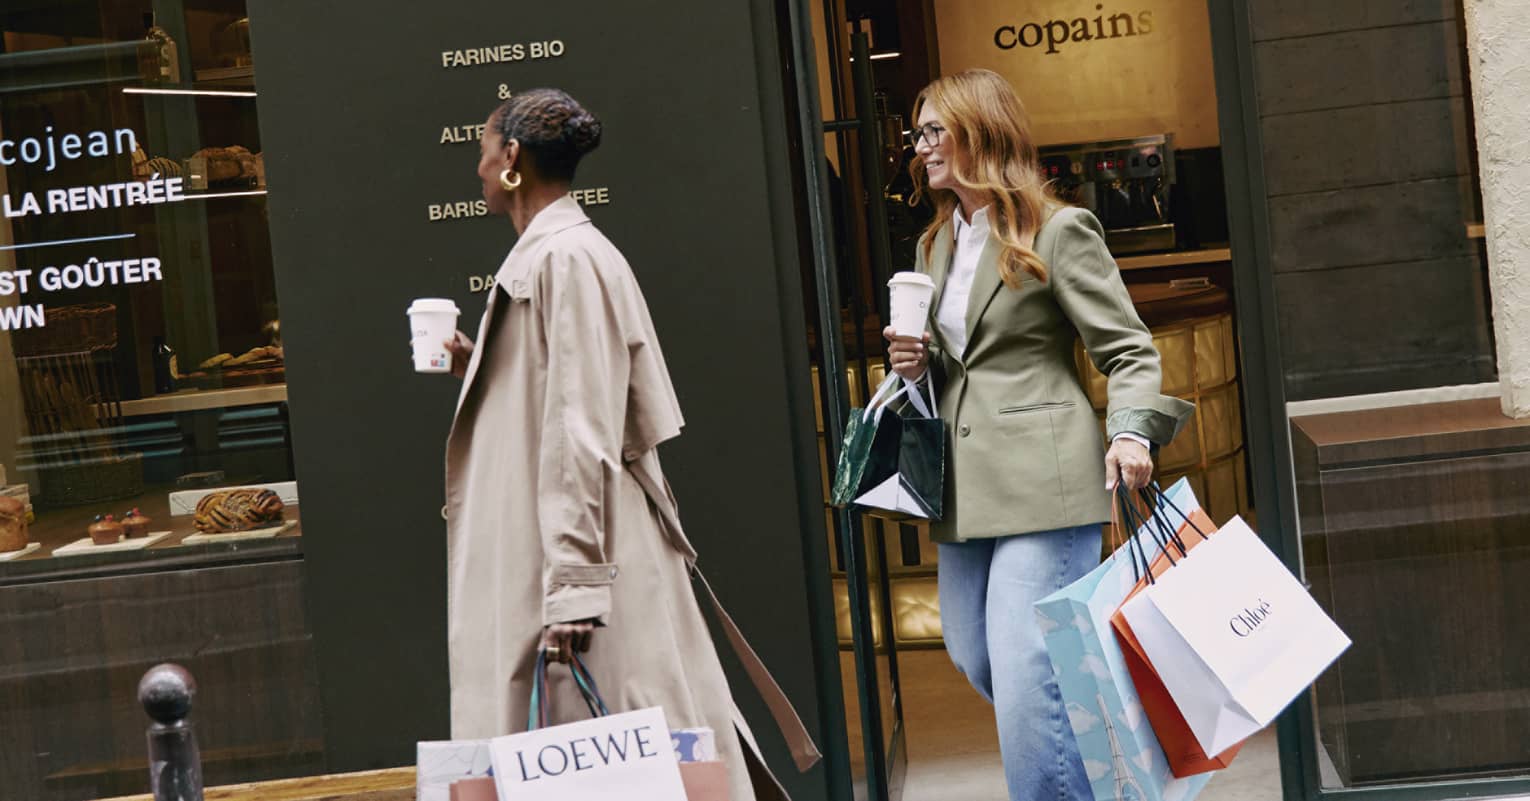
911, 69, 1057, 286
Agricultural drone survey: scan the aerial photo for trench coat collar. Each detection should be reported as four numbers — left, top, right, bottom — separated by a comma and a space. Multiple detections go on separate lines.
455, 195, 590, 413
493, 194, 590, 297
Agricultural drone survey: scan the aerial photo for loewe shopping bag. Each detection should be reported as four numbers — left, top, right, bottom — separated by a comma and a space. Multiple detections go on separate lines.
1119, 515, 1352, 756
1035, 518, 1214, 801
1108, 480, 1245, 777
851, 375, 944, 520
488, 652, 688, 801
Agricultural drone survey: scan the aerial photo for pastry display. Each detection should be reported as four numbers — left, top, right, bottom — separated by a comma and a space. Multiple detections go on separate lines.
199, 353, 234, 370
194, 488, 284, 533
122, 508, 152, 538
225, 345, 282, 366
89, 514, 125, 545
182, 345, 285, 388
185, 146, 263, 189
0, 496, 26, 552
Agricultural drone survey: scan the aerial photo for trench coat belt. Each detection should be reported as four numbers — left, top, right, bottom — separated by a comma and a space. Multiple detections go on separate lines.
626, 455, 823, 773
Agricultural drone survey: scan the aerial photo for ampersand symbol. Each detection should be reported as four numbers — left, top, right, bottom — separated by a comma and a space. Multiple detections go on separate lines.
498, 84, 512, 100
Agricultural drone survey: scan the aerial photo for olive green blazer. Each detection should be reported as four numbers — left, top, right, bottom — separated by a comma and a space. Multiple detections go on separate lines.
918, 205, 1193, 542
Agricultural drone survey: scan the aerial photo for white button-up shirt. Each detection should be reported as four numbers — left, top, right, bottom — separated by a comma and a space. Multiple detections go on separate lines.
934, 205, 989, 358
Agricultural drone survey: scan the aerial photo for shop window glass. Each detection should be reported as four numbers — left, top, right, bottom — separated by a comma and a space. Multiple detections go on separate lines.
0, 3, 322, 799
0, 4, 296, 576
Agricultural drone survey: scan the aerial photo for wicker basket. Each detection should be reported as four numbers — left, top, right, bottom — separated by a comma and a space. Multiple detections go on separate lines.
12, 303, 118, 356
39, 453, 144, 507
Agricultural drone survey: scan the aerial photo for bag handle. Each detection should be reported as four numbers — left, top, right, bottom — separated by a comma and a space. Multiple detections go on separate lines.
528, 649, 611, 731
861, 373, 906, 423
900, 375, 938, 420
1141, 482, 1210, 543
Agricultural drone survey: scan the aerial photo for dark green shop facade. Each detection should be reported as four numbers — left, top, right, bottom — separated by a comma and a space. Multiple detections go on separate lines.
0, 2, 1523, 801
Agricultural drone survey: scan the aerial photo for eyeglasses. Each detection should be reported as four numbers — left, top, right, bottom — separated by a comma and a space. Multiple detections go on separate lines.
907, 123, 946, 149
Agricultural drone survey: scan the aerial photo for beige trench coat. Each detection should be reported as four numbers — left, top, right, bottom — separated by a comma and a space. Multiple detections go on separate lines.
444, 197, 815, 801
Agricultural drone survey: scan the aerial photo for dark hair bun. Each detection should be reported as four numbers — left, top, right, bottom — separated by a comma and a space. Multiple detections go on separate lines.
564, 111, 602, 157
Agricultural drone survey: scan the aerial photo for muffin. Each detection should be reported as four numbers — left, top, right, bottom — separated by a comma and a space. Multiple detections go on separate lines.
89, 514, 124, 545
122, 508, 152, 538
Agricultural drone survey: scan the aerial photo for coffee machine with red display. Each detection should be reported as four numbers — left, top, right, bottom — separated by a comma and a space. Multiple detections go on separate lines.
1039, 134, 1175, 254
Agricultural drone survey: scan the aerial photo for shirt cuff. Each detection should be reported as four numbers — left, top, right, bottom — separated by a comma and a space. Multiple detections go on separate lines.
1112, 432, 1152, 450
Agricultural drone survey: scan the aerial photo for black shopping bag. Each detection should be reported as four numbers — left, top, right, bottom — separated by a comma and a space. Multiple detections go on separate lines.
830, 374, 907, 508
851, 376, 944, 520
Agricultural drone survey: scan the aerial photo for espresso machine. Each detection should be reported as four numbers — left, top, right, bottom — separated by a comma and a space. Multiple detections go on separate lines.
1039, 134, 1176, 254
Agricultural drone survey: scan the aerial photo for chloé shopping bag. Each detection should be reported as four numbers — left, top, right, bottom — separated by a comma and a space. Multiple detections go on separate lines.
488, 652, 688, 801
1108, 479, 1245, 777
1119, 514, 1352, 756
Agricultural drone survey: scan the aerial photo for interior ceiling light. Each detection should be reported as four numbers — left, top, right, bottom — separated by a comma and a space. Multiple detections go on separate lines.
123, 87, 256, 98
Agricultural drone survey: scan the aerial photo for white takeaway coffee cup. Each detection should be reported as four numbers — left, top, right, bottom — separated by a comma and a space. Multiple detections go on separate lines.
406, 298, 461, 374
887, 272, 936, 338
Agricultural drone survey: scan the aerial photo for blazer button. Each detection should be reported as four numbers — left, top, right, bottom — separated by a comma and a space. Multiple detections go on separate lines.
440, 505, 449, 521
959, 424, 971, 437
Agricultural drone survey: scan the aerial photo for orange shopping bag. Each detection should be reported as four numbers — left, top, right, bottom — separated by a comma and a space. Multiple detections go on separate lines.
1108, 480, 1245, 777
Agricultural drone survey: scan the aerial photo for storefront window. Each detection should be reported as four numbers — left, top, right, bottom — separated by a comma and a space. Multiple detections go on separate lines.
0, 4, 321, 799
0, 3, 296, 576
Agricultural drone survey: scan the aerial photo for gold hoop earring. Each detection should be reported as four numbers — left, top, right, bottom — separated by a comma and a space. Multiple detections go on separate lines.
499, 169, 522, 191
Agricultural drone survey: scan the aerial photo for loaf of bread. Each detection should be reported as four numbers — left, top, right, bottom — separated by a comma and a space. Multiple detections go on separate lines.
194, 488, 284, 533
0, 496, 25, 552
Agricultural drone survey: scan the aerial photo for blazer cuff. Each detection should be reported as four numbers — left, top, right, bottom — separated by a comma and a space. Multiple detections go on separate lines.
1105, 396, 1195, 446
543, 562, 618, 626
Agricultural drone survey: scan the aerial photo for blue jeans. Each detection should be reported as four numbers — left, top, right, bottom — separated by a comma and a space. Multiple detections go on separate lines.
938, 524, 1103, 801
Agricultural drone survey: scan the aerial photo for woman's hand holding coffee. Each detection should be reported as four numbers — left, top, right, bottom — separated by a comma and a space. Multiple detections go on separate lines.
445, 331, 475, 379
885, 326, 931, 381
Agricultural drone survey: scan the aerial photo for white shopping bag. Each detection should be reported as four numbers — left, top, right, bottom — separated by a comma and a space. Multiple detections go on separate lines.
1119, 515, 1351, 755
488, 706, 687, 801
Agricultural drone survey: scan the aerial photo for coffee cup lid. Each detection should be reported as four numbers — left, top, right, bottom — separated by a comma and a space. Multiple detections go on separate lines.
407, 298, 460, 316
887, 271, 935, 289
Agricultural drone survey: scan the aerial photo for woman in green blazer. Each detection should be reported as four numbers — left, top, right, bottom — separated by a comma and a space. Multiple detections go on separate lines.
886, 69, 1193, 801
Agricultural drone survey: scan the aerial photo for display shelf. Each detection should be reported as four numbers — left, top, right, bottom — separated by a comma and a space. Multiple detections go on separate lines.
119, 384, 287, 417
53, 530, 175, 556
1115, 247, 1232, 271
0, 543, 42, 562
0, 484, 304, 587
194, 65, 255, 87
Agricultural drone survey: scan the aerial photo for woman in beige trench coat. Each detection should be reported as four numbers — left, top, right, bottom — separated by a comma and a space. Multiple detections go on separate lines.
441, 89, 815, 801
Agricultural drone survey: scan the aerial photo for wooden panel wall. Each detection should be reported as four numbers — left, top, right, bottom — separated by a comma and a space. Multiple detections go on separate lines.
1247, 0, 1494, 399
0, 559, 325, 801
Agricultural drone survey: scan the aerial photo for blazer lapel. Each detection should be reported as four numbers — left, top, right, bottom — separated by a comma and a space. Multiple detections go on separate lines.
962, 235, 1002, 360
925, 224, 956, 355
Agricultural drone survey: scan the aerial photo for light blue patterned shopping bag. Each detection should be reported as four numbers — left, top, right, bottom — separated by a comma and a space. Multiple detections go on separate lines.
1035, 483, 1215, 801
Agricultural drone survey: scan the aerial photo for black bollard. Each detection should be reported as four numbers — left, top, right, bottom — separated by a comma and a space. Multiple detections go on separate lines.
138, 664, 204, 801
